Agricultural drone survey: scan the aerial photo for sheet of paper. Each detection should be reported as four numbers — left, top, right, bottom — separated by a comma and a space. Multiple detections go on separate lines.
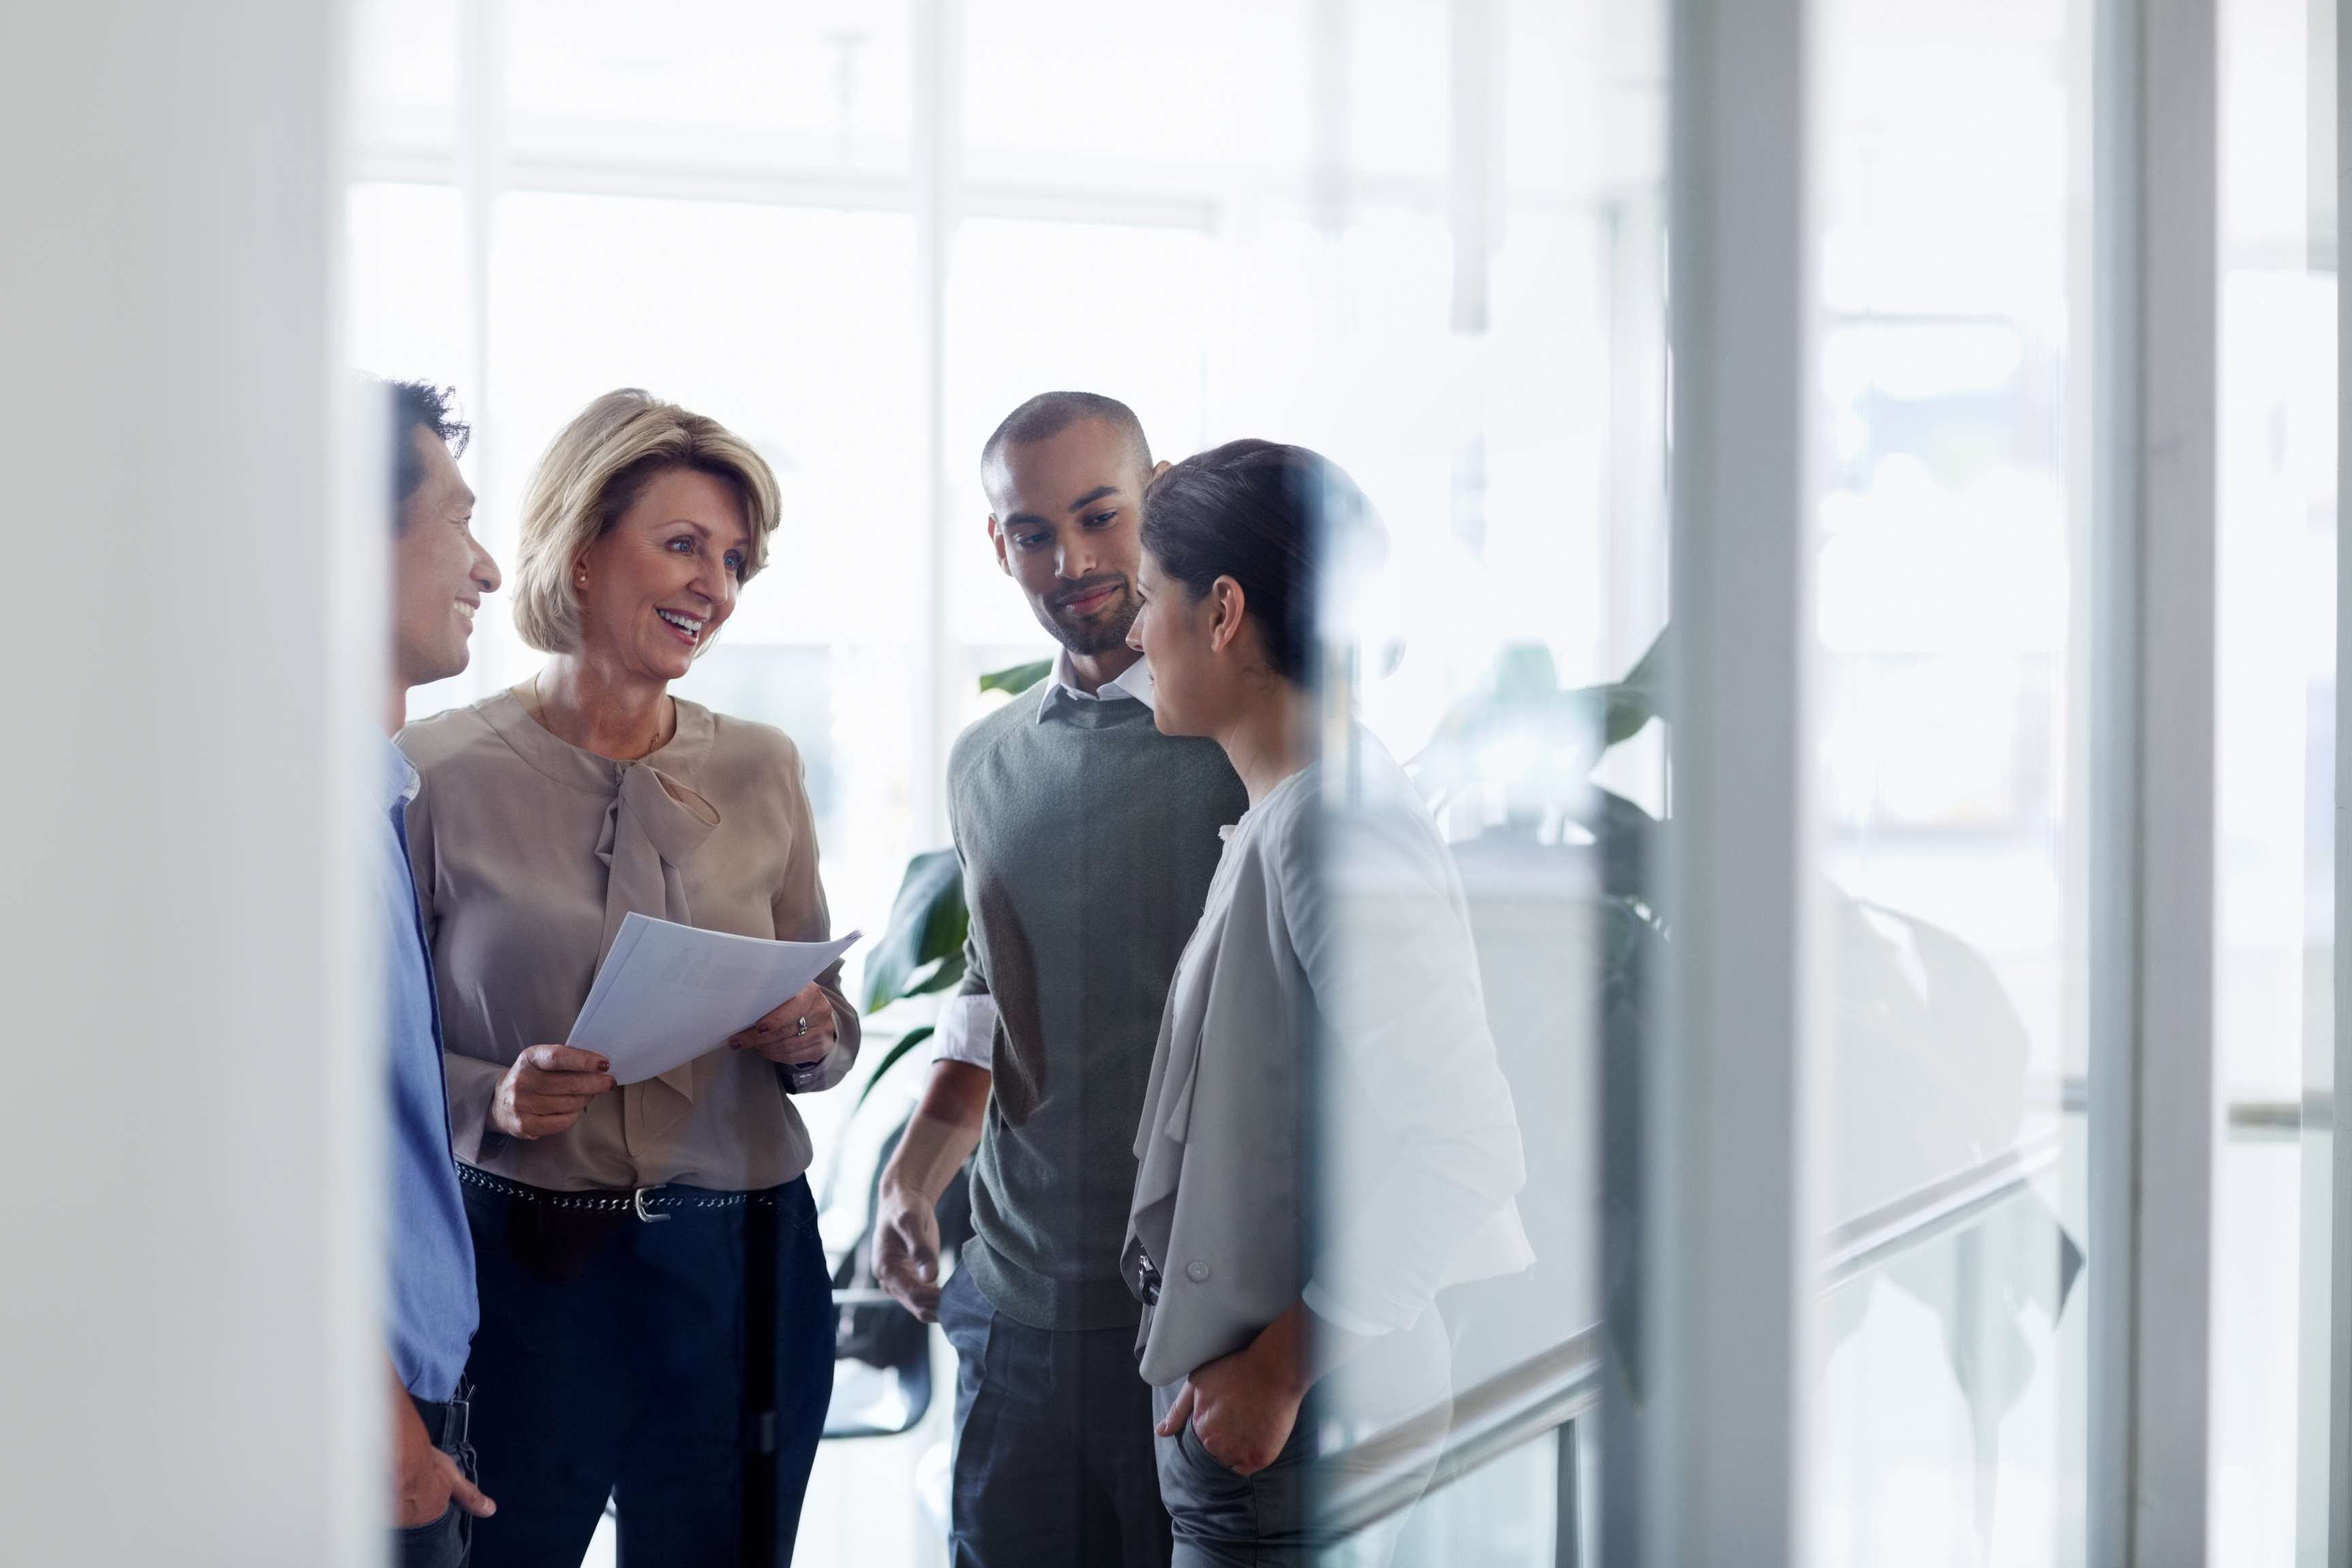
567, 912, 863, 1086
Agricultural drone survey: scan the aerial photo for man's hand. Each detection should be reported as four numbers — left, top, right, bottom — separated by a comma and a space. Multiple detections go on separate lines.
392, 1368, 494, 1529
869, 1059, 991, 1322
489, 1043, 615, 1141
729, 980, 837, 1068
872, 1179, 945, 1320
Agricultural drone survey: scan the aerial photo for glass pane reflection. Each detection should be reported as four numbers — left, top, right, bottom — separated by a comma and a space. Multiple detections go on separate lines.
1810, 4, 2091, 1565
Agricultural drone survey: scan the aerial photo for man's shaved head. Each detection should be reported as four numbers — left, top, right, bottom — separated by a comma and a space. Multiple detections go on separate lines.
981, 390, 1152, 505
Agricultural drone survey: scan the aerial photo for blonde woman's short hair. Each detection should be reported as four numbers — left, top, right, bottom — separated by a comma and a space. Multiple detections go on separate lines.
511, 388, 782, 655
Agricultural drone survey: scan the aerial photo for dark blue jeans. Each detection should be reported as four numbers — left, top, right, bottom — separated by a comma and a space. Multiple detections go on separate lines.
459, 1176, 834, 1567
938, 1267, 1171, 1568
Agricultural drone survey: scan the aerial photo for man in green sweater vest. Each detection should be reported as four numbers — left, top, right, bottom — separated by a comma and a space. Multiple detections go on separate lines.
872, 392, 1246, 1567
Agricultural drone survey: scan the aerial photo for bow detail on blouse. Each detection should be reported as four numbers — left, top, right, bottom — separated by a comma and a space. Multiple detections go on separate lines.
594, 762, 721, 1145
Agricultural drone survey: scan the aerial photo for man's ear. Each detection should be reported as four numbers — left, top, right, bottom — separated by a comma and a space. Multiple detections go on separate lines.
1150, 459, 1171, 481
986, 514, 1012, 578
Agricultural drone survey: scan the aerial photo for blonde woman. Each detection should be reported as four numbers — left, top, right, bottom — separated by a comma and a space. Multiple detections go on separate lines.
400, 389, 858, 1566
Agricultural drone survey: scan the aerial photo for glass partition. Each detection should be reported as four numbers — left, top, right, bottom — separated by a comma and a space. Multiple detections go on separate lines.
2214, 0, 2337, 1560
1296, 1, 1665, 1557
338, 1, 2340, 1564
1808, 3, 2094, 1563
346, 3, 1663, 1563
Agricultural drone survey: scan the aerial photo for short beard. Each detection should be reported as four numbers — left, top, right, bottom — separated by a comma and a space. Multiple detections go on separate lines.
1037, 578, 1141, 657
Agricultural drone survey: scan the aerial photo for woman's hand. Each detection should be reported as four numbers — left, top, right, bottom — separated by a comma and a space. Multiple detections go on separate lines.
728, 980, 838, 1068
489, 1044, 616, 1141
1157, 1324, 1312, 1477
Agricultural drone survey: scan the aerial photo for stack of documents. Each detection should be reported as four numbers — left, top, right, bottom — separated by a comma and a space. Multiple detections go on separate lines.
568, 912, 863, 1085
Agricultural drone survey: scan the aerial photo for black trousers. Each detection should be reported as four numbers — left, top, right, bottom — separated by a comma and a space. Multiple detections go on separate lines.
938, 1267, 1172, 1568
395, 1382, 479, 1568
459, 1175, 834, 1567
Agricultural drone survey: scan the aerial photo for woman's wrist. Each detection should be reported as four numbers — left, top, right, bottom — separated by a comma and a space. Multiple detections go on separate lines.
1246, 1304, 1316, 1400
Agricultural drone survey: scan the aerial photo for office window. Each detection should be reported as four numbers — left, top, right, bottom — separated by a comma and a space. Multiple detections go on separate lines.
347, 183, 469, 392
350, 0, 459, 161
505, 0, 912, 175
960, 0, 1314, 191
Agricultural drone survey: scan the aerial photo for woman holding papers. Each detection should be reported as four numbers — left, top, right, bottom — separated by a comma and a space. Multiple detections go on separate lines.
1118, 442, 1533, 1566
399, 389, 858, 1567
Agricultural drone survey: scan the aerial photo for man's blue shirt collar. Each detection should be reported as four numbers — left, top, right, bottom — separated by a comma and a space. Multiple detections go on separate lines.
381, 733, 421, 812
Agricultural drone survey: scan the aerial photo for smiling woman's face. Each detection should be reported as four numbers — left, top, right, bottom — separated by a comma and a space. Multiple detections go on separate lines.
574, 464, 751, 683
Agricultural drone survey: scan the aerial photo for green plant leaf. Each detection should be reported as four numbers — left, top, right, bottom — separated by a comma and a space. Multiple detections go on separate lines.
864, 849, 969, 1012
900, 951, 968, 998
979, 659, 1052, 696
1580, 787, 1665, 913
1620, 625, 1669, 692
853, 1026, 935, 1114
1607, 626, 1671, 734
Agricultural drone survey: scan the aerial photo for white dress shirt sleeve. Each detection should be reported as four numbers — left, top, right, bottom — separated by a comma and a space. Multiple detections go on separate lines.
934, 992, 998, 1070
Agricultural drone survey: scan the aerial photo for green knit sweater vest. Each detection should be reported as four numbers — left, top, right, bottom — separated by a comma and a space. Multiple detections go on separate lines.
947, 685, 1247, 1330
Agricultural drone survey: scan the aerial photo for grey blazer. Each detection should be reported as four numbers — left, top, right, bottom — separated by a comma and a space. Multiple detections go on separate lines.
1125, 734, 1533, 1389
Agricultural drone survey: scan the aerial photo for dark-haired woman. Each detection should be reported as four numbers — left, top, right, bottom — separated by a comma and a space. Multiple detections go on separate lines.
1119, 440, 1534, 1565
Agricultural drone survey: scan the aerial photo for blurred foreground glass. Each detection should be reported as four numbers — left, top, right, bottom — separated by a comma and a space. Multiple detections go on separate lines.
2212, 0, 2336, 1560
1808, 5, 2091, 1563
1301, 3, 1664, 1562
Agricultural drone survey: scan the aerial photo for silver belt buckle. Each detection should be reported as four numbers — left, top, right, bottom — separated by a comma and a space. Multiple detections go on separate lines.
632, 1186, 669, 1222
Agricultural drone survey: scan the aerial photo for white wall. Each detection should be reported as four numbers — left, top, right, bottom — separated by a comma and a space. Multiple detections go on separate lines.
0, 4, 374, 1564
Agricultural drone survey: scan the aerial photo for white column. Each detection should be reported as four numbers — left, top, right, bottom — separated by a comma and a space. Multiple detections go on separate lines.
2328, 0, 2352, 1559
1647, 0, 1821, 1564
911, 0, 964, 843
2086, 0, 2220, 1563
0, 3, 373, 1564
457, 0, 510, 688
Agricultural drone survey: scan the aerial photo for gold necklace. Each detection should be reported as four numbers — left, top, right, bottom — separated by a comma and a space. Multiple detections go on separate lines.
528, 668, 676, 756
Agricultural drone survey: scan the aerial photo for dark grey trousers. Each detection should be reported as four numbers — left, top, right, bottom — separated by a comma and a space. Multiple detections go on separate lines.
938, 1268, 1173, 1568
1151, 1380, 1318, 1568
1148, 1311, 1452, 1568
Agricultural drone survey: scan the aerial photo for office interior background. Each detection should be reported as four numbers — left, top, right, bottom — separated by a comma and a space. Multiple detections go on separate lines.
1, 0, 2342, 1563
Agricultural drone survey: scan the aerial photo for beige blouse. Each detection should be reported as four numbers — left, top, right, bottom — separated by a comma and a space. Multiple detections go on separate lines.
399, 689, 859, 1193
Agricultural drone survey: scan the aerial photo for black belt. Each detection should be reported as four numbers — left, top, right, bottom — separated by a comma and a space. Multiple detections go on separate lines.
458, 1164, 777, 1222
1121, 1236, 1164, 1306
409, 1378, 471, 1456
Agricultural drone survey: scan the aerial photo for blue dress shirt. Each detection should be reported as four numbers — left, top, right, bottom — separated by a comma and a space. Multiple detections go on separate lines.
380, 737, 478, 1400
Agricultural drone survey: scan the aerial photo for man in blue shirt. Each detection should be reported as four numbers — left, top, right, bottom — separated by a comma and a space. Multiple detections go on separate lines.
380, 380, 504, 1565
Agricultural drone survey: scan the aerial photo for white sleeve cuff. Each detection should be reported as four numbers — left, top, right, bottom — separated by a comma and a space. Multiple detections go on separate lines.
934, 994, 999, 1070
1302, 1279, 1405, 1341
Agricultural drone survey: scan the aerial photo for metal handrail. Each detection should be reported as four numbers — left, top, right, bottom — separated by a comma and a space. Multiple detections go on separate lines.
1820, 1131, 2063, 1291
1324, 1087, 2323, 1540
1317, 1328, 1606, 1540
2221, 1094, 2338, 1138
2057, 1075, 2332, 1138
1320, 1129, 2072, 1541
